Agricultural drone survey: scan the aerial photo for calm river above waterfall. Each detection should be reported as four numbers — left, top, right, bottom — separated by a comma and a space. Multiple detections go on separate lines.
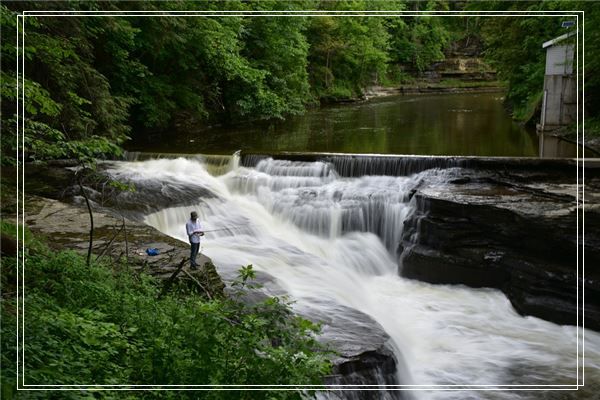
131, 91, 545, 157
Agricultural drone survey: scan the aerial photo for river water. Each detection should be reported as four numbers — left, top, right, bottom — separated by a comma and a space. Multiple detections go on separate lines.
129, 92, 542, 157
106, 155, 600, 398
128, 91, 596, 158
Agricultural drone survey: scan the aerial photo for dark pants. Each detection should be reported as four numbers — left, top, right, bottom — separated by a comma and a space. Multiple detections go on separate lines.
190, 242, 200, 267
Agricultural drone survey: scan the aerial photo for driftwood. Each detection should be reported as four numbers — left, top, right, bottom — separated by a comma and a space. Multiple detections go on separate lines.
158, 258, 187, 299
94, 221, 125, 263
156, 259, 215, 300
122, 215, 129, 263
181, 267, 213, 300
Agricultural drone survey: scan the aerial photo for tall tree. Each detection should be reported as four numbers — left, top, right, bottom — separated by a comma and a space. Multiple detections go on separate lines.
387, 1, 451, 73
307, 0, 391, 99
473, 1, 571, 121
1, 2, 130, 163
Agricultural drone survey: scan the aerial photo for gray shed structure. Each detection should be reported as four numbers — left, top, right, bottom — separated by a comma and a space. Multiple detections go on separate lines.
538, 31, 576, 132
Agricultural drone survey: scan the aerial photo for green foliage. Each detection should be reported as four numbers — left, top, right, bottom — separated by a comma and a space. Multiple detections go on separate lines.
307, 1, 393, 99
480, 6, 559, 121
579, 1, 600, 115
0, 4, 130, 164
6, 0, 598, 158
235, 264, 257, 285
585, 117, 600, 139
0, 224, 331, 397
471, 1, 600, 122
239, 13, 311, 118
387, 1, 451, 74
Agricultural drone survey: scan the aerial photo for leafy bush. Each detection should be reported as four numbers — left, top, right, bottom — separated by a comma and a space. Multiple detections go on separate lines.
0, 223, 331, 399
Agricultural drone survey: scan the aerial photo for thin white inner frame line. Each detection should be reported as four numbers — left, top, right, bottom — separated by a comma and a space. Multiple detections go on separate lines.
22, 12, 583, 17
582, 8, 586, 389
576, 11, 579, 388
23, 384, 582, 387
19, 12, 26, 391
15, 11, 21, 394
22, 10, 584, 14
16, 10, 585, 390
17, 388, 583, 392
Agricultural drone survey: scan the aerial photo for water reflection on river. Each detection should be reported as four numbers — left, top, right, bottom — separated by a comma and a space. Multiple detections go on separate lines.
132, 92, 542, 157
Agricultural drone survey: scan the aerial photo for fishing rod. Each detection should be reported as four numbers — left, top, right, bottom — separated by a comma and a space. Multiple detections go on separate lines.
200, 224, 254, 233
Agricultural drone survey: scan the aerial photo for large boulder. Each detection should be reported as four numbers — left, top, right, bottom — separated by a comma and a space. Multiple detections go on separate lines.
400, 174, 600, 331
305, 303, 409, 400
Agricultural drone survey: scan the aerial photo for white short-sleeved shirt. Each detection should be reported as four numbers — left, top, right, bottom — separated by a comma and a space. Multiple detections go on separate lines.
186, 219, 202, 244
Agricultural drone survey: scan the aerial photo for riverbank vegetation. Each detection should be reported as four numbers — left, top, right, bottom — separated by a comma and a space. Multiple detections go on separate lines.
473, 1, 600, 130
0, 222, 331, 396
3, 1, 598, 163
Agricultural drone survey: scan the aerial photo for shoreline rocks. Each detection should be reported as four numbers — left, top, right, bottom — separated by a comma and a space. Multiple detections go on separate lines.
399, 172, 600, 331
22, 195, 225, 297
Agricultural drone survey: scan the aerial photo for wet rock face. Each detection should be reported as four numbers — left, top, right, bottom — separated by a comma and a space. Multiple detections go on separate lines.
19, 162, 215, 222
303, 304, 408, 400
399, 174, 600, 331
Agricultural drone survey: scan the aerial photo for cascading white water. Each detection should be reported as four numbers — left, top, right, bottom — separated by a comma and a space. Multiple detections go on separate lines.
232, 158, 415, 251
108, 156, 600, 399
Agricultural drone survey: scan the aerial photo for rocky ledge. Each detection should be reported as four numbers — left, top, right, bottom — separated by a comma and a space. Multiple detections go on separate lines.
303, 303, 407, 399
22, 195, 225, 297
215, 270, 408, 397
399, 170, 600, 331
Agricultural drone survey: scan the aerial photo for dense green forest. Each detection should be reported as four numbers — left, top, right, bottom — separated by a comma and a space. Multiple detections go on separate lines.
1, 1, 598, 163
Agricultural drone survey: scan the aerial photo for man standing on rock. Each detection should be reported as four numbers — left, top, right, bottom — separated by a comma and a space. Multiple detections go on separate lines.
186, 211, 204, 270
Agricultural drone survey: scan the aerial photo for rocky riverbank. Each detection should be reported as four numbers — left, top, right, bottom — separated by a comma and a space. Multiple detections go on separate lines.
362, 83, 504, 101
399, 168, 600, 331
362, 43, 501, 102
22, 195, 225, 297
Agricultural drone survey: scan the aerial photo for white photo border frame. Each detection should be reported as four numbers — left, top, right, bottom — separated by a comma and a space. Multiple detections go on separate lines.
14, 7, 586, 393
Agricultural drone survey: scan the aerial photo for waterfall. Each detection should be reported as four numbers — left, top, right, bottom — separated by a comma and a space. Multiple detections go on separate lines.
108, 156, 600, 399
122, 151, 238, 176
240, 153, 470, 177
227, 158, 417, 252
239, 152, 579, 178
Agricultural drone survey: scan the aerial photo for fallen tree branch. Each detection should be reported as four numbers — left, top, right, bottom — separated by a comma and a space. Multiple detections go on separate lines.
94, 221, 125, 263
77, 175, 94, 267
122, 215, 129, 264
181, 267, 213, 301
158, 258, 187, 299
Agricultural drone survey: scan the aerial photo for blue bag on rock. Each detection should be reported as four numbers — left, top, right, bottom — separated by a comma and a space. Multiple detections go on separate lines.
145, 248, 160, 256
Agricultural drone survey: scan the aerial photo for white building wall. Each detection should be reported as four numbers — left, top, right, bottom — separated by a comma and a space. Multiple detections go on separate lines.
545, 45, 574, 75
